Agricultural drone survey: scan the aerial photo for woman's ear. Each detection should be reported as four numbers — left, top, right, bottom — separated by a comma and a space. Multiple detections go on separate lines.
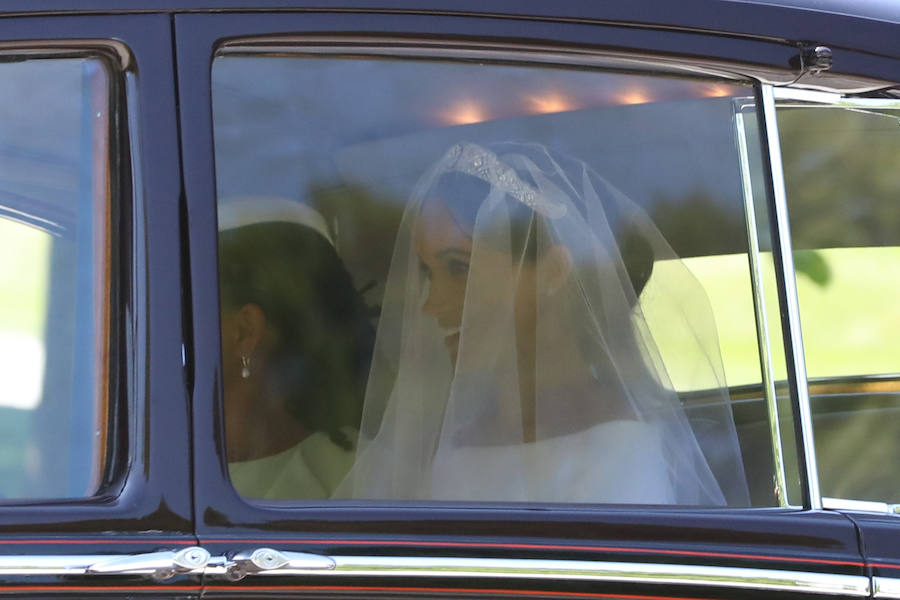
233, 303, 267, 357
539, 243, 573, 296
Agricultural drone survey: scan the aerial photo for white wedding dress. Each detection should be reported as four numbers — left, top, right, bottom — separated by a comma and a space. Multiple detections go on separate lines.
430, 420, 672, 503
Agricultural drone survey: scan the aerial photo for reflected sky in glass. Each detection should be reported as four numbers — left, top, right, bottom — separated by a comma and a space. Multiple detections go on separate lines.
212, 56, 752, 255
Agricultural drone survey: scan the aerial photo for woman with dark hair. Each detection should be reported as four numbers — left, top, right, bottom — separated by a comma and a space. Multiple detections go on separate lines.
338, 142, 748, 505
218, 197, 374, 499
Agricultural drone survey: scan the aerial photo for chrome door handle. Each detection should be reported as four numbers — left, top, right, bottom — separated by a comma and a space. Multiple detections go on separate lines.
215, 548, 335, 581
86, 546, 210, 580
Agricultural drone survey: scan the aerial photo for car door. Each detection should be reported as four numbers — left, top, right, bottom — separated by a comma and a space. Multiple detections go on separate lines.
176, 8, 876, 599
0, 11, 198, 598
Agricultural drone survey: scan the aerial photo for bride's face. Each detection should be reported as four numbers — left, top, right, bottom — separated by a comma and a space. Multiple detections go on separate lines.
415, 197, 540, 367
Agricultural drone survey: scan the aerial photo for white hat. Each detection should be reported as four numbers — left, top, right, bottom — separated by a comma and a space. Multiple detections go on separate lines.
217, 195, 334, 247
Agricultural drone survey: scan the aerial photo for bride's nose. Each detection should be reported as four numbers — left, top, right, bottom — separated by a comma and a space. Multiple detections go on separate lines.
422, 276, 459, 321
421, 280, 443, 318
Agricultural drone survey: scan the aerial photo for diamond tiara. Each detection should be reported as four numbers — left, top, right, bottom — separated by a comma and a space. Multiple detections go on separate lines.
443, 143, 567, 219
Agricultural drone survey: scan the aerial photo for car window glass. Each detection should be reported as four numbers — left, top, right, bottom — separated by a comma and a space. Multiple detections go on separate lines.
212, 52, 779, 507
777, 103, 900, 503
0, 58, 111, 500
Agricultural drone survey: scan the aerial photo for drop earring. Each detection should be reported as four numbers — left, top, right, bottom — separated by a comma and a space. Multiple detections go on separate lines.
240, 355, 251, 379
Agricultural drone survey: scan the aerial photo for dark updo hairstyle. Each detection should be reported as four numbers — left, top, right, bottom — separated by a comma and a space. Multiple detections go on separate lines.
218, 222, 375, 450
429, 152, 654, 298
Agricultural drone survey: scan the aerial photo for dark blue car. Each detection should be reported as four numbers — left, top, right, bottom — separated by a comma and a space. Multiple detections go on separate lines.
0, 1, 898, 598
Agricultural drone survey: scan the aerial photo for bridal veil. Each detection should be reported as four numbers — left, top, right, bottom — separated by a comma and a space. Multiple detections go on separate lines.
337, 141, 749, 506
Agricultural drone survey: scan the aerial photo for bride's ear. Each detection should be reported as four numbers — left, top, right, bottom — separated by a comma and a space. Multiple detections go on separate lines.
538, 243, 573, 296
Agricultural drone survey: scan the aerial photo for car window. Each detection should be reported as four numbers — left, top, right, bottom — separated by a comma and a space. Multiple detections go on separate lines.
211, 51, 782, 507
0, 58, 112, 500
776, 102, 900, 503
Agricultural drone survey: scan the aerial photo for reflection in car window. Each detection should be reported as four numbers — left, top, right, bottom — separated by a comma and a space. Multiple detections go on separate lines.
0, 58, 111, 499
212, 53, 775, 506
778, 104, 900, 503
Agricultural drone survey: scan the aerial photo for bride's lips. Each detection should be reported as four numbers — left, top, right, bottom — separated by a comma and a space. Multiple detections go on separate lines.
444, 332, 460, 348
439, 325, 461, 350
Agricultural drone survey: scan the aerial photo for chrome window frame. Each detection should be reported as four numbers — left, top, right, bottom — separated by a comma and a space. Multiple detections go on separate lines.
733, 95, 793, 508
758, 83, 822, 510
765, 86, 900, 514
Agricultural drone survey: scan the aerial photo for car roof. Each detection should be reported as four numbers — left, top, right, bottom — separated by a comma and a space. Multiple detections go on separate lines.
5, 0, 899, 23
3, 0, 898, 65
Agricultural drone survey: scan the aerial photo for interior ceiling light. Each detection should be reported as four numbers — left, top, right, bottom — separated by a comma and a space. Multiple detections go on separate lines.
527, 92, 575, 115
617, 88, 652, 105
703, 85, 733, 98
441, 100, 488, 125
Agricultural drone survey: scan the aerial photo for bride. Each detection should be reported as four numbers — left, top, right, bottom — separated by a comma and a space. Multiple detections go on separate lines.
337, 142, 749, 505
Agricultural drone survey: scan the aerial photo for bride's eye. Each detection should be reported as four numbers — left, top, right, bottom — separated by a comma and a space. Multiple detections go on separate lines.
447, 259, 470, 278
418, 261, 432, 281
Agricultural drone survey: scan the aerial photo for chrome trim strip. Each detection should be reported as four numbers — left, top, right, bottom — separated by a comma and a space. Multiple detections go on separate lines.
215, 38, 891, 93
734, 101, 790, 508
823, 497, 892, 514
760, 84, 822, 511
202, 555, 870, 596
0, 555, 95, 576
221, 39, 747, 81
772, 87, 900, 108
875, 577, 900, 599
0, 548, 208, 577
0, 552, 871, 596
0, 40, 131, 69
125, 69, 150, 483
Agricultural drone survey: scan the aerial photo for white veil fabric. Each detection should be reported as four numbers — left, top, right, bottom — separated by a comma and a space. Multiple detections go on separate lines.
337, 142, 749, 506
